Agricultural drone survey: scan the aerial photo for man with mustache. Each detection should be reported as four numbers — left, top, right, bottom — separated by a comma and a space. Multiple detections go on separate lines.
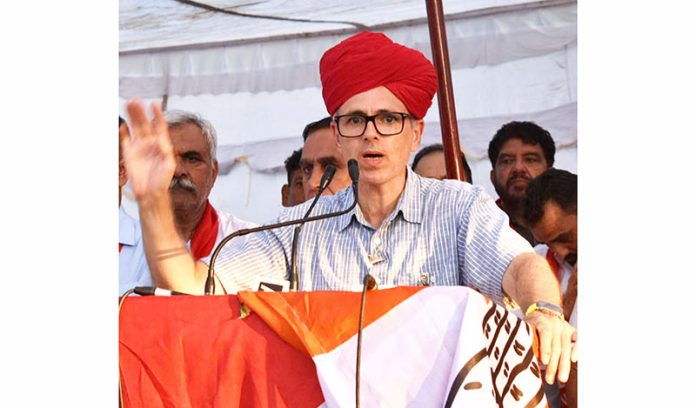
523, 169, 578, 408
118, 110, 254, 295
488, 121, 556, 245
122, 31, 576, 385
488, 121, 563, 405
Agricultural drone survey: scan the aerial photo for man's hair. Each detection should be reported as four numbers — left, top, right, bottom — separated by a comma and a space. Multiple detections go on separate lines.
164, 110, 218, 161
487, 121, 556, 168
523, 168, 577, 227
411, 143, 473, 183
284, 148, 303, 184
302, 117, 333, 141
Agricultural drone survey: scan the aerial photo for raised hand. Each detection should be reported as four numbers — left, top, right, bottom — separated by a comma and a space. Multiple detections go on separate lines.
121, 100, 175, 205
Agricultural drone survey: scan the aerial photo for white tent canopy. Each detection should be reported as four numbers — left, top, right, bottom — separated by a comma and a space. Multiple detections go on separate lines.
119, 0, 577, 223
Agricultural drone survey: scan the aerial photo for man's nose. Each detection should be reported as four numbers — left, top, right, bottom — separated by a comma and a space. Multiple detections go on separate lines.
362, 119, 379, 139
511, 157, 527, 172
305, 168, 323, 198
174, 157, 187, 176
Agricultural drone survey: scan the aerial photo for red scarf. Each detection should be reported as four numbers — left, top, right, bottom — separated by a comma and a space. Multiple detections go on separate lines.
190, 201, 220, 260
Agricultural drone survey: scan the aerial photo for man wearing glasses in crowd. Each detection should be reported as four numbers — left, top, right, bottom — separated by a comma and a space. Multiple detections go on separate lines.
122, 31, 576, 385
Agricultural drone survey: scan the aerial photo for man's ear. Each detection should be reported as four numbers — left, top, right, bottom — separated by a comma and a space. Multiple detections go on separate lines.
281, 184, 289, 207
331, 121, 341, 148
409, 119, 425, 152
212, 160, 219, 182
489, 169, 496, 186
119, 166, 127, 188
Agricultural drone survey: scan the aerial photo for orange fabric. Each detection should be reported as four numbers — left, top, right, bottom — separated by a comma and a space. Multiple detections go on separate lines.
545, 249, 561, 282
119, 295, 324, 408
237, 286, 424, 357
189, 200, 220, 260
319, 31, 437, 119
544, 249, 575, 323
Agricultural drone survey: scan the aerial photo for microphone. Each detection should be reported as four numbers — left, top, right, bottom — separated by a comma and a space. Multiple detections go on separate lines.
133, 286, 191, 296
362, 274, 377, 291
204, 159, 360, 295
356, 273, 377, 408
348, 158, 359, 193
289, 165, 336, 291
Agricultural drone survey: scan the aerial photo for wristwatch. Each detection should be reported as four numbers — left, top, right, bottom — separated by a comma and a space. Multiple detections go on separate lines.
525, 301, 564, 320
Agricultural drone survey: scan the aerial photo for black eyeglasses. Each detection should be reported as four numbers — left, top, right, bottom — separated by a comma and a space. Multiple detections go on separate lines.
333, 112, 410, 138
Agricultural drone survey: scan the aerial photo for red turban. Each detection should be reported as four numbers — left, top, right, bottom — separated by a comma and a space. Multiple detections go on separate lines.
320, 31, 438, 119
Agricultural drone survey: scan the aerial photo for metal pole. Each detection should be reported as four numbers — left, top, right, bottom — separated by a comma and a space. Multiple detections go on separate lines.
161, 94, 169, 111
425, 0, 466, 181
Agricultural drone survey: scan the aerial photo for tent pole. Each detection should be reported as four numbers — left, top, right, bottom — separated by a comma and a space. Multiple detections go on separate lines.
425, 0, 466, 181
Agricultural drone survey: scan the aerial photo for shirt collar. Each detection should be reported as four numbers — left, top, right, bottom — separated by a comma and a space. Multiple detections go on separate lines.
336, 186, 359, 232
398, 167, 423, 224
336, 166, 423, 232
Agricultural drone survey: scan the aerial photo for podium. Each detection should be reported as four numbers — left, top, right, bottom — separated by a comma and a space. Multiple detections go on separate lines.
119, 287, 546, 407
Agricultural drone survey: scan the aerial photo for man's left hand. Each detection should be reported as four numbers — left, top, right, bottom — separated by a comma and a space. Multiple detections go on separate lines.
525, 311, 578, 384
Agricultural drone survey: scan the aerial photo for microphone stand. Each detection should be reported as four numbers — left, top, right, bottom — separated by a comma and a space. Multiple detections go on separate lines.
356, 274, 377, 408
204, 160, 359, 295
289, 165, 336, 291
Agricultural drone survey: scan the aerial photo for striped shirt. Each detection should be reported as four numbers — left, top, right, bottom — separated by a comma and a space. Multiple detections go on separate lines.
216, 167, 533, 304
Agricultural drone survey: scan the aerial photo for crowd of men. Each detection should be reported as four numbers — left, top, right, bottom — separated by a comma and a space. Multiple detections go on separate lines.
119, 31, 578, 407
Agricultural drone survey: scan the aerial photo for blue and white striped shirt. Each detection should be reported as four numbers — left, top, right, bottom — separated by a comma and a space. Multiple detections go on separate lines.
216, 167, 533, 304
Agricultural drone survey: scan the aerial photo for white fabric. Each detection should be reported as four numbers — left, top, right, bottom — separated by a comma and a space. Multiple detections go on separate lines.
118, 207, 256, 296
119, 206, 148, 296
194, 210, 257, 265
314, 287, 546, 407
119, 0, 576, 98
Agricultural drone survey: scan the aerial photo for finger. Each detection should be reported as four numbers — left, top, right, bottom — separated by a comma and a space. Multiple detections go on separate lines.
150, 102, 172, 154
126, 99, 151, 141
544, 321, 561, 384
537, 318, 552, 366
556, 326, 572, 383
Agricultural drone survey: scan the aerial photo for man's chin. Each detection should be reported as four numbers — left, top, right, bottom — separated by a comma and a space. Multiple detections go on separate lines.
500, 192, 526, 205
507, 183, 529, 196
170, 196, 201, 213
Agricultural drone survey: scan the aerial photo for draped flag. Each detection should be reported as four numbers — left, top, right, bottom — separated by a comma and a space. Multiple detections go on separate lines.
118, 295, 325, 408
119, 287, 545, 407
238, 286, 546, 407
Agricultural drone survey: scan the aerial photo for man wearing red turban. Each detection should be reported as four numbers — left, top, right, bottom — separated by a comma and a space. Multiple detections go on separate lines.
315, 31, 575, 387
122, 31, 576, 387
